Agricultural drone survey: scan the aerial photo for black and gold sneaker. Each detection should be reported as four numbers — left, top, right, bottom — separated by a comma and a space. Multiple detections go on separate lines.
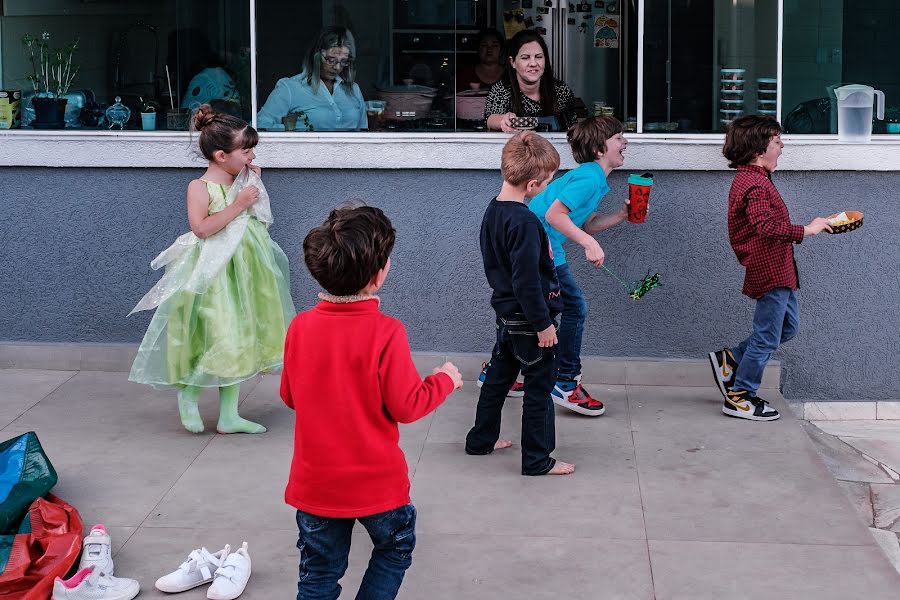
723, 389, 780, 421
708, 348, 738, 398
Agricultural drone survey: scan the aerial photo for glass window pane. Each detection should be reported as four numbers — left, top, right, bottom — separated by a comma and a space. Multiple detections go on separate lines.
643, 0, 777, 133
1, 0, 250, 131
783, 0, 900, 136
485, 0, 637, 133
256, 0, 460, 132
256, 1, 634, 133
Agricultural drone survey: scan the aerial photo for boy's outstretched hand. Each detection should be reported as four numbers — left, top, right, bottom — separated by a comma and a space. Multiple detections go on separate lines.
537, 324, 558, 347
804, 217, 833, 237
434, 362, 464, 389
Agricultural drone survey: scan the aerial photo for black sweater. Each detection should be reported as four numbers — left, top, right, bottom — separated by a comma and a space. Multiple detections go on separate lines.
479, 198, 562, 331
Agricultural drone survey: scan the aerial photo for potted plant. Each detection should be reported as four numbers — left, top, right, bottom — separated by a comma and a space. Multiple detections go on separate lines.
885, 107, 900, 134
22, 32, 80, 129
140, 99, 158, 131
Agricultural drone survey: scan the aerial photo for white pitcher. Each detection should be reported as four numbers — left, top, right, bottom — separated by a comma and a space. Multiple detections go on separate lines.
834, 84, 885, 142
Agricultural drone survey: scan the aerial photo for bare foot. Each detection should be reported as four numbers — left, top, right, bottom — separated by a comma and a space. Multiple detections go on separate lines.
547, 461, 575, 475
494, 439, 513, 450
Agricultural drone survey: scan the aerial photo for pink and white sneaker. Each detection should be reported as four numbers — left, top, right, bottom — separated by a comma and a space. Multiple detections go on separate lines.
78, 524, 114, 576
52, 566, 139, 600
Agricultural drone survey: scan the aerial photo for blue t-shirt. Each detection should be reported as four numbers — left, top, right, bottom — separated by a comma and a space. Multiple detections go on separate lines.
529, 162, 610, 267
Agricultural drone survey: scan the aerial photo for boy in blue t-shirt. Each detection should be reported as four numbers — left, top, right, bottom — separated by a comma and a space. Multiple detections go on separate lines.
528, 116, 630, 415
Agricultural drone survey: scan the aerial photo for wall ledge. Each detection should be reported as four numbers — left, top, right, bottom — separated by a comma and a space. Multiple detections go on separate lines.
1, 131, 900, 171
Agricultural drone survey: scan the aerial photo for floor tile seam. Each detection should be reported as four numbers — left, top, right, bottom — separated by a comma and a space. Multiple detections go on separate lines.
626, 385, 658, 599
111, 527, 141, 559
412, 530, 648, 541
0, 369, 80, 433
410, 413, 438, 483
133, 432, 222, 530
645, 537, 878, 548
236, 375, 263, 406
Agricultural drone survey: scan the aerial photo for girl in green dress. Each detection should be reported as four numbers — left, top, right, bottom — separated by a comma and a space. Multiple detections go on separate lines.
129, 105, 295, 433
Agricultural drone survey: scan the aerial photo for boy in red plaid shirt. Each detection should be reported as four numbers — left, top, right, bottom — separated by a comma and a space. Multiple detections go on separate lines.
708, 115, 833, 421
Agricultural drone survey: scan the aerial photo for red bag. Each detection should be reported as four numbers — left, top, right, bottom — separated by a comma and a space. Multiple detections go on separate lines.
0, 493, 83, 600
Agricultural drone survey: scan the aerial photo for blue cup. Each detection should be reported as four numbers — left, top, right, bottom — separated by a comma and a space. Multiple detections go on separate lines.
141, 112, 156, 130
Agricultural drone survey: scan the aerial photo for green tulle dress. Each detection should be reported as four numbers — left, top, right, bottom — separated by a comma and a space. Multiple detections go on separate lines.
129, 170, 294, 389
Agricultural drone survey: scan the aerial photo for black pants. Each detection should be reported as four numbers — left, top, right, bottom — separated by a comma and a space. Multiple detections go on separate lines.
465, 315, 557, 475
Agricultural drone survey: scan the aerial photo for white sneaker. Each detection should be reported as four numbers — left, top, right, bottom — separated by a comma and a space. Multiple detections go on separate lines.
155, 544, 230, 593
207, 542, 251, 600
52, 566, 139, 600
78, 524, 114, 576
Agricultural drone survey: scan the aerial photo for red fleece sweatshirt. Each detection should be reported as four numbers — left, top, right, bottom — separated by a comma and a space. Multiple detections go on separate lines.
280, 299, 454, 518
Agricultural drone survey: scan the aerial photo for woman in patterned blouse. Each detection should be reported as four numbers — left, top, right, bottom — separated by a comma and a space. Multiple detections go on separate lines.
484, 30, 577, 132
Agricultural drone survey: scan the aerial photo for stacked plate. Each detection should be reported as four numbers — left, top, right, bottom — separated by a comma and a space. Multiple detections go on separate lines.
720, 68, 745, 129
757, 78, 777, 117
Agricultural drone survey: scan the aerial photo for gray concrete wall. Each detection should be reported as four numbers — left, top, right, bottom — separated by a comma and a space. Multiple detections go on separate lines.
0, 166, 897, 400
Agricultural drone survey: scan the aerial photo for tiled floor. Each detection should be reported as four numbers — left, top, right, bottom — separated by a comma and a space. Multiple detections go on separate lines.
2, 367, 898, 599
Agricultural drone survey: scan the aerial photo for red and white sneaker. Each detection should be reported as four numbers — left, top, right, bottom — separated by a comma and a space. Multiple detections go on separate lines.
477, 362, 525, 397
552, 382, 605, 416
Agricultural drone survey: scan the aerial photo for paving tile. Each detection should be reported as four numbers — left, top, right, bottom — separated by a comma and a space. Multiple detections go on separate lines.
627, 385, 809, 452
1, 372, 224, 527
79, 344, 139, 372
0, 368, 75, 429
649, 540, 900, 600
836, 439, 900, 479
838, 480, 874, 527
624, 359, 779, 388
411, 441, 645, 540
580, 357, 627, 385
107, 526, 138, 558
869, 528, 900, 576
810, 420, 900, 438
113, 526, 299, 599
634, 440, 875, 545
877, 402, 900, 420
147, 383, 433, 531
802, 421, 894, 483
411, 352, 448, 378
805, 402, 877, 420
443, 352, 486, 380
395, 535, 654, 600
872, 484, 900, 530
0, 343, 81, 371
425, 384, 629, 445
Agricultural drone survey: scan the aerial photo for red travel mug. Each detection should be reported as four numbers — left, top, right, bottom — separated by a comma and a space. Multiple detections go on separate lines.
627, 172, 654, 224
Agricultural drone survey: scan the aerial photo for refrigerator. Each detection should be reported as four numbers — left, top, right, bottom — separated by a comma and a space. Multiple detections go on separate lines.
499, 0, 636, 121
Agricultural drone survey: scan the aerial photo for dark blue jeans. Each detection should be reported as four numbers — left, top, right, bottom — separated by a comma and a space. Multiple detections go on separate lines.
296, 504, 416, 600
555, 263, 588, 381
465, 315, 557, 475
732, 287, 800, 396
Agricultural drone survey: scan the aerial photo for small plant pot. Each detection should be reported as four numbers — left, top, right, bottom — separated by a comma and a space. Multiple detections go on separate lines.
32, 97, 67, 129
141, 112, 156, 130
887, 122, 900, 134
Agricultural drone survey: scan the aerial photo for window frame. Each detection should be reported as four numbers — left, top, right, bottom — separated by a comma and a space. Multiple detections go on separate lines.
2, 0, 899, 171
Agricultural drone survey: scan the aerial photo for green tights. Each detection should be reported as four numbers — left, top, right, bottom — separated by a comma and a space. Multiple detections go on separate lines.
177, 384, 266, 434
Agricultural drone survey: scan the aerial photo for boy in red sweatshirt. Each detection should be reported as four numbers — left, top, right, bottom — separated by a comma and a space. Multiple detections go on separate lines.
281, 205, 463, 600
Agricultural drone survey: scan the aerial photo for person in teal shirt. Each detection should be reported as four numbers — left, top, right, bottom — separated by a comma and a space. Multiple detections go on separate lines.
528, 117, 631, 415
257, 26, 367, 131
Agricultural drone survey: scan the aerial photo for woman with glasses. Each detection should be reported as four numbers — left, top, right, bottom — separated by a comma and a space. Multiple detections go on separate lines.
484, 30, 577, 133
257, 26, 367, 131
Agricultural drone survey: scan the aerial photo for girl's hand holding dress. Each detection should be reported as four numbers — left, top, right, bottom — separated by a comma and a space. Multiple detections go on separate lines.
236, 185, 260, 210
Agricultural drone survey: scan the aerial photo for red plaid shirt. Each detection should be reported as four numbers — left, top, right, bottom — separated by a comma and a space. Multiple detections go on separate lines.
727, 165, 805, 299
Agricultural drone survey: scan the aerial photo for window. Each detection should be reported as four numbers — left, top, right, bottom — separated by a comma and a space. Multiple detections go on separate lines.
642, 0, 778, 133
0, 0, 250, 131
254, 0, 636, 133
0, 1, 895, 137
782, 0, 900, 135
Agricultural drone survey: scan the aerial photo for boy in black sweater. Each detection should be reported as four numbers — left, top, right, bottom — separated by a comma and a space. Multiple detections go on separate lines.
465, 132, 574, 476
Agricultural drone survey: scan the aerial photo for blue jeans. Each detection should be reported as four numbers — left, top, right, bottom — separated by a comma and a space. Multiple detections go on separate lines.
732, 287, 800, 396
466, 315, 558, 475
555, 263, 588, 381
296, 504, 416, 600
